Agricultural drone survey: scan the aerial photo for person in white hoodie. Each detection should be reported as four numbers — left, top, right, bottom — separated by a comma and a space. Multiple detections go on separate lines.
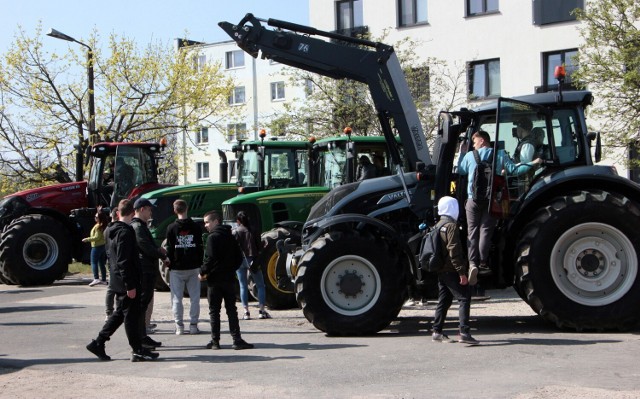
431, 196, 479, 345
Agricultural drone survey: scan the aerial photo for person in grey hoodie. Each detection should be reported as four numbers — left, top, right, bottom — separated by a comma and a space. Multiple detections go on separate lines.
165, 199, 204, 335
430, 196, 479, 345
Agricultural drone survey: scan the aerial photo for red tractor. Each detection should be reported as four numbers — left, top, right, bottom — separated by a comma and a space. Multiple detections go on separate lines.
0, 141, 172, 285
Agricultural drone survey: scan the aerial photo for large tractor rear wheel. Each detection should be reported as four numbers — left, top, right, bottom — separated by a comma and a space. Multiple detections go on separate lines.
515, 190, 640, 330
295, 229, 406, 335
254, 227, 299, 309
0, 214, 70, 285
154, 239, 170, 291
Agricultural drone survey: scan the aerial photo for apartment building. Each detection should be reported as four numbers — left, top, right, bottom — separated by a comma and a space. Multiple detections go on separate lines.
308, 0, 638, 179
178, 40, 306, 184
181, 1, 636, 183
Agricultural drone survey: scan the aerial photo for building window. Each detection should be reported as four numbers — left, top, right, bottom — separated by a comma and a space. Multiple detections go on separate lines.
542, 49, 579, 90
533, 0, 583, 26
228, 86, 246, 105
193, 54, 207, 72
225, 50, 245, 69
398, 0, 428, 27
196, 127, 209, 145
468, 59, 501, 99
271, 81, 285, 101
304, 79, 314, 98
227, 123, 247, 142
196, 162, 209, 180
466, 0, 499, 16
336, 0, 363, 31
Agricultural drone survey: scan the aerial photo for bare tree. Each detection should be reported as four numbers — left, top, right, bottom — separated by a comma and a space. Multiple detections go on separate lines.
0, 24, 235, 191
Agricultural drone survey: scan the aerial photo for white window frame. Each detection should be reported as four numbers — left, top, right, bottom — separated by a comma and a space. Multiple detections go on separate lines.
227, 123, 248, 142
196, 162, 210, 180
271, 81, 285, 101
196, 127, 209, 145
229, 86, 246, 105
225, 50, 245, 69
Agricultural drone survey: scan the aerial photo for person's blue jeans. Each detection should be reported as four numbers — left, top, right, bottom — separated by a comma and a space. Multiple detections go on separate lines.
90, 245, 107, 281
236, 256, 266, 307
432, 271, 471, 334
169, 268, 201, 326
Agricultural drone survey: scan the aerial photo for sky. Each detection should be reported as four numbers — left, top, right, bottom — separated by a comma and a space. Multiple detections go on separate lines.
0, 0, 309, 53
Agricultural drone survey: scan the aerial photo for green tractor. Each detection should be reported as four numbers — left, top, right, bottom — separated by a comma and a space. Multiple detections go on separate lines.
144, 137, 311, 290
222, 134, 402, 308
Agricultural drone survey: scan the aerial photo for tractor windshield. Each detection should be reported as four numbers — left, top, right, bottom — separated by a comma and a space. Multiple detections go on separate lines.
238, 147, 309, 190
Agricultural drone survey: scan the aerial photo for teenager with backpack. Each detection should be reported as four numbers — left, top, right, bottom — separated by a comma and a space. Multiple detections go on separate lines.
457, 130, 496, 282
458, 130, 544, 280
431, 196, 479, 345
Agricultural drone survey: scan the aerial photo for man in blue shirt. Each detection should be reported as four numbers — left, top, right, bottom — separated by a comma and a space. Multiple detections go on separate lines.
458, 130, 542, 281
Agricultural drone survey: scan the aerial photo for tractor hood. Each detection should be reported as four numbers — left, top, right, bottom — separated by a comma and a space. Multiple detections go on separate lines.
2, 181, 89, 216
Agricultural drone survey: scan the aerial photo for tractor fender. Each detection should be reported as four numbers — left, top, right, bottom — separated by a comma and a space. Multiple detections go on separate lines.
513, 165, 640, 235
302, 213, 416, 273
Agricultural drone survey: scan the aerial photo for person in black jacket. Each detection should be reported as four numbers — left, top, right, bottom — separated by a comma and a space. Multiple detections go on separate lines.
131, 197, 168, 350
199, 211, 253, 350
86, 199, 159, 362
165, 199, 204, 335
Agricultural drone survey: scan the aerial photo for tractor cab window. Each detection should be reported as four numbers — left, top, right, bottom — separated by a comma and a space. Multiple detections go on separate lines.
319, 142, 347, 188
110, 146, 157, 206
237, 146, 308, 190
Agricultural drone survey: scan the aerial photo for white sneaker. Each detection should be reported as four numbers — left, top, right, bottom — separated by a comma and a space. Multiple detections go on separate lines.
189, 324, 200, 335
432, 332, 454, 343
468, 265, 479, 286
88, 279, 101, 287
175, 325, 184, 335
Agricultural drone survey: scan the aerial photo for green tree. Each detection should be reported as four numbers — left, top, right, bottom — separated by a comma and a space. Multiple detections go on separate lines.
573, 0, 640, 166
0, 24, 235, 190
263, 33, 467, 146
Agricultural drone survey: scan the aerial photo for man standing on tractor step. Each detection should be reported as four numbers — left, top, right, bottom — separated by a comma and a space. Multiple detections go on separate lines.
86, 199, 159, 362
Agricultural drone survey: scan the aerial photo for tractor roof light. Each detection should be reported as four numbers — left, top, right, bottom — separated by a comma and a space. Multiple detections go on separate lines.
554, 65, 566, 82
159, 137, 167, 150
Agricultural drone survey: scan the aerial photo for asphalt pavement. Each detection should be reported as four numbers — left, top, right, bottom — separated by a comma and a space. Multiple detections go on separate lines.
1, 275, 639, 398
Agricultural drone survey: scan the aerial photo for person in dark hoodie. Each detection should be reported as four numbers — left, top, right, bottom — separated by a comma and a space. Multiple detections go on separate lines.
131, 197, 168, 350
86, 199, 159, 362
199, 210, 253, 350
165, 199, 204, 335
431, 196, 480, 346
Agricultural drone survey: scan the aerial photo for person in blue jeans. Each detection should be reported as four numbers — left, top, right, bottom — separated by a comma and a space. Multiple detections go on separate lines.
83, 208, 110, 286
233, 211, 271, 320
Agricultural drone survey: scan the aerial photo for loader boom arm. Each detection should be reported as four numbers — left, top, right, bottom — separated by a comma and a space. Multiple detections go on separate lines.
219, 13, 431, 170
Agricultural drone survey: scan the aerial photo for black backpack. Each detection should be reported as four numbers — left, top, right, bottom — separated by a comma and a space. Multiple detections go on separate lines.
471, 150, 493, 203
418, 220, 447, 273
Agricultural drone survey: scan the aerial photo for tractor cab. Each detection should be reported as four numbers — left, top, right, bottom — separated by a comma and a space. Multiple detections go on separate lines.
87, 141, 166, 208
234, 139, 311, 193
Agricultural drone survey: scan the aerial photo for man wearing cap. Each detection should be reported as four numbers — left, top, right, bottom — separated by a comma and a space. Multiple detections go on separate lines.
131, 197, 169, 350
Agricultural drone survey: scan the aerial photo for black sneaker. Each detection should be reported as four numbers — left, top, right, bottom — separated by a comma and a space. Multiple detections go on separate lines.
458, 333, 480, 345
141, 336, 162, 349
131, 348, 160, 362
206, 339, 221, 350
232, 339, 254, 350
478, 264, 493, 276
86, 340, 111, 361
